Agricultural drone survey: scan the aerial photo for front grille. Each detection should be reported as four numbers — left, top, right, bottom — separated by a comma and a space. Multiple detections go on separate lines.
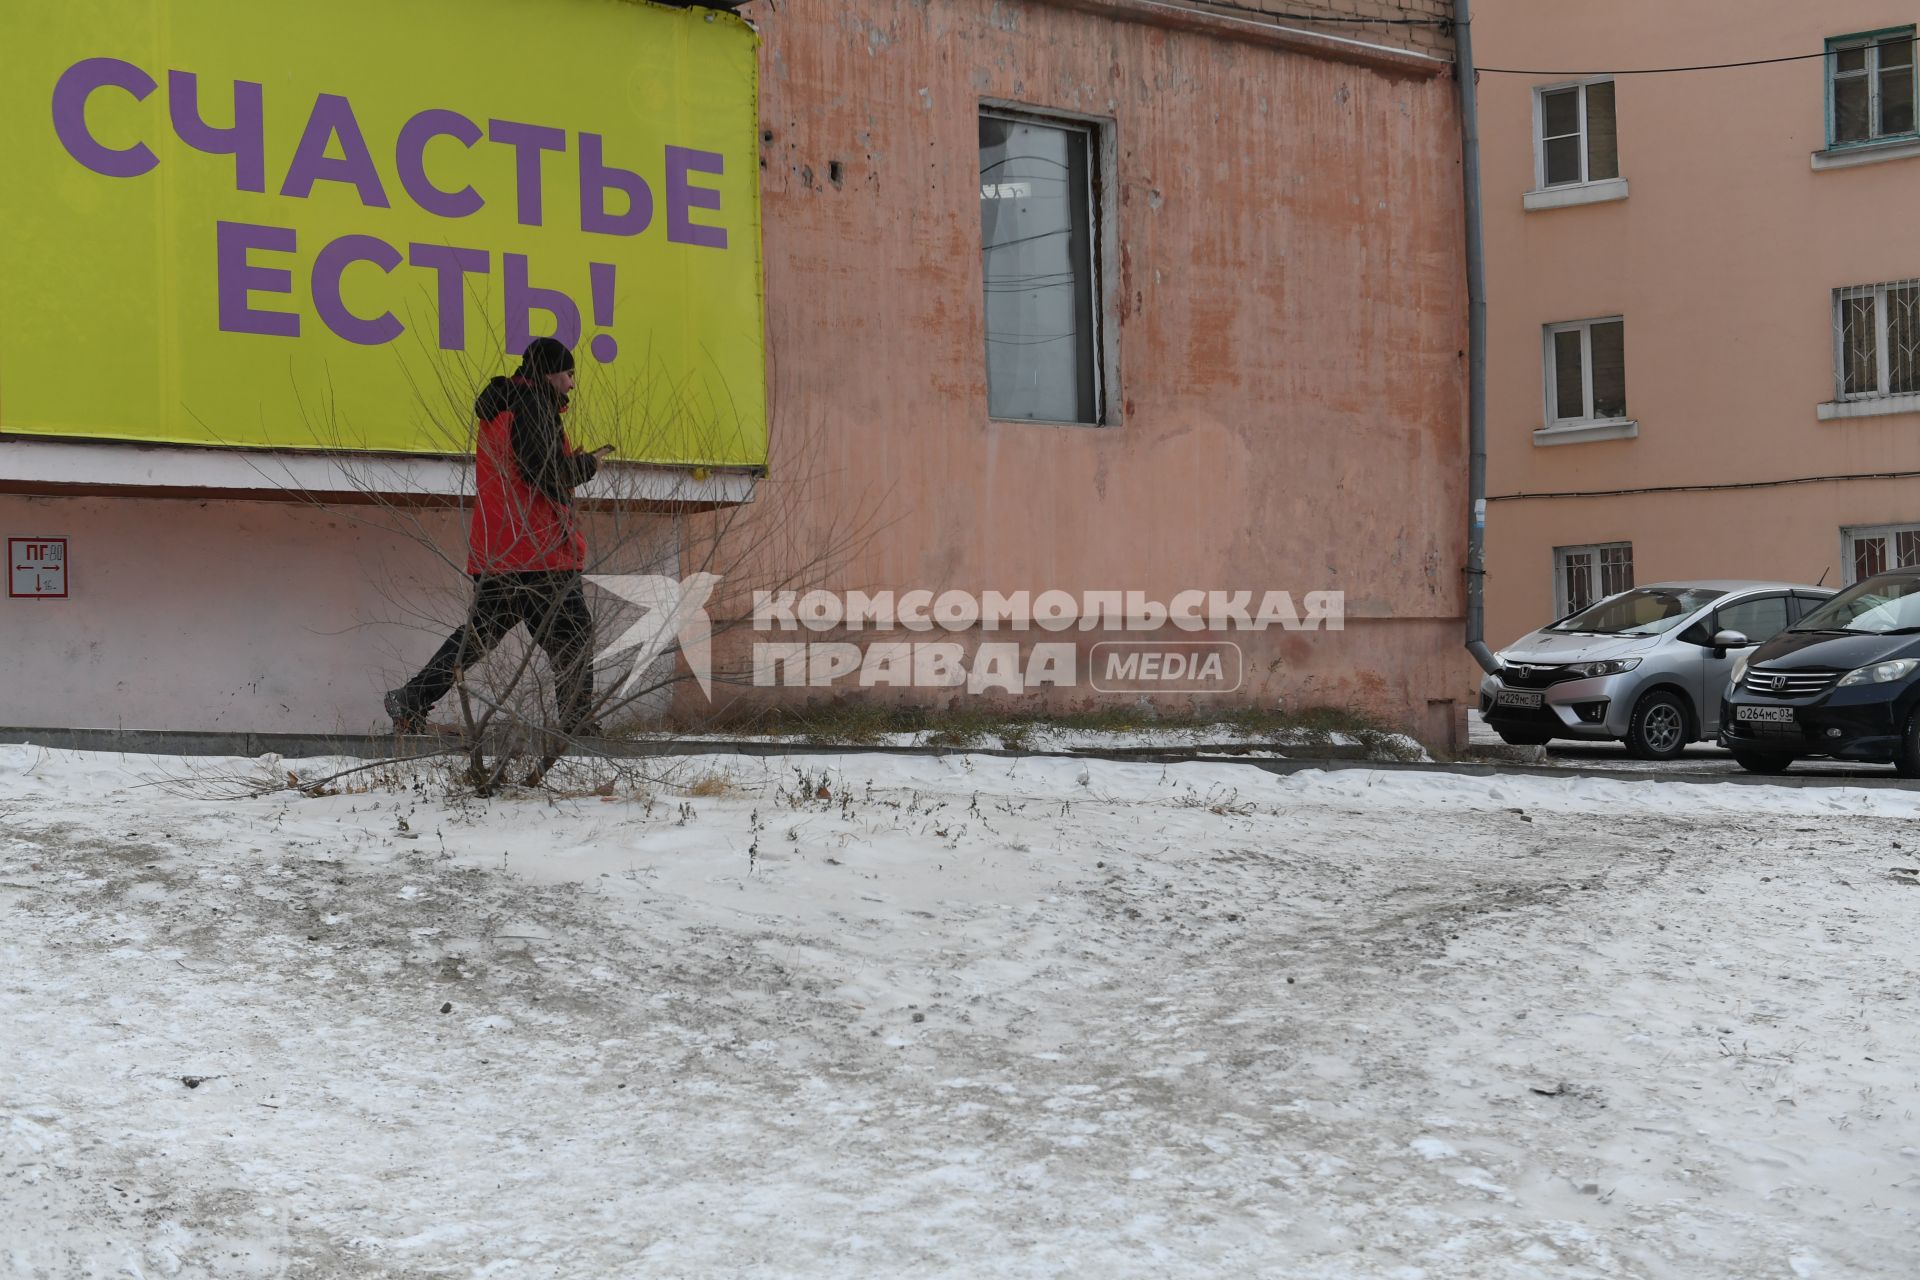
1486, 702, 1560, 725
1742, 667, 1840, 697
1500, 663, 1580, 689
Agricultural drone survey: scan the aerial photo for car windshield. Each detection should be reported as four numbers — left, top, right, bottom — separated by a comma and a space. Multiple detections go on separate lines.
1794, 576, 1920, 634
1548, 587, 1726, 636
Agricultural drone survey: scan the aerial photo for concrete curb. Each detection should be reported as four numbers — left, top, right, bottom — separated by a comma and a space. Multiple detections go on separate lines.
1, 726, 1913, 791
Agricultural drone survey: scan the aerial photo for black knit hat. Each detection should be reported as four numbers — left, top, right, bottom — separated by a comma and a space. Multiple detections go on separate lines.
518, 336, 576, 377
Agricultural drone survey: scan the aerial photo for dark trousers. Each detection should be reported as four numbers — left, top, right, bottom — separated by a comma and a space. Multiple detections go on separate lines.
398, 572, 595, 728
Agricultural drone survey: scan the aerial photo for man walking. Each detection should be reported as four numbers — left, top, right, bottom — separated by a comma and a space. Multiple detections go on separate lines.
385, 337, 613, 735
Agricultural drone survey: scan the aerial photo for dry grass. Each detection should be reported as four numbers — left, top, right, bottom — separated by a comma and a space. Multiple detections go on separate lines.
672, 701, 1425, 758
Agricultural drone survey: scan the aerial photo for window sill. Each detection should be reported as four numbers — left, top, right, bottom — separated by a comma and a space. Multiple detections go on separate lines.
1522, 177, 1629, 211
1811, 136, 1920, 170
1817, 394, 1920, 421
1533, 419, 1638, 446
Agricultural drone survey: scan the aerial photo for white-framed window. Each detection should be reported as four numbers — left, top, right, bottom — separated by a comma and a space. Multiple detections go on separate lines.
1834, 279, 1920, 401
1554, 542, 1634, 617
979, 109, 1104, 424
1543, 317, 1627, 426
1844, 522, 1920, 581
1828, 29, 1917, 147
1534, 79, 1619, 188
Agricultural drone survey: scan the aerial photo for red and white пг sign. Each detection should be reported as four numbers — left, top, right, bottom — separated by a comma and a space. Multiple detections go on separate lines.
9, 538, 68, 598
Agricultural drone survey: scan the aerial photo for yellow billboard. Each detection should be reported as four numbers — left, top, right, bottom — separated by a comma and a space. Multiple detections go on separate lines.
0, 0, 766, 467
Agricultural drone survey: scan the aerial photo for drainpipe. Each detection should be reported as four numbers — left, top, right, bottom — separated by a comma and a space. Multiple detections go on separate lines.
1456, 0, 1501, 675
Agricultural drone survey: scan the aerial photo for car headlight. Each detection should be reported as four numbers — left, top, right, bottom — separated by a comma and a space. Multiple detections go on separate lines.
1837, 658, 1920, 686
1566, 657, 1640, 678
1494, 649, 1512, 667
1731, 653, 1752, 687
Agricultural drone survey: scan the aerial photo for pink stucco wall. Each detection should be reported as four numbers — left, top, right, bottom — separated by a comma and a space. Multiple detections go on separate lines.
0, 493, 684, 734
1476, 0, 1920, 648
730, 0, 1471, 742
0, 495, 467, 733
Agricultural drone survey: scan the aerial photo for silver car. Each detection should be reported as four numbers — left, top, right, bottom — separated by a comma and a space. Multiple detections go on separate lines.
1479, 580, 1837, 759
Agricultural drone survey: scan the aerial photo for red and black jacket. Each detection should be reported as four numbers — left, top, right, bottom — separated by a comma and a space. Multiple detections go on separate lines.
467, 376, 599, 574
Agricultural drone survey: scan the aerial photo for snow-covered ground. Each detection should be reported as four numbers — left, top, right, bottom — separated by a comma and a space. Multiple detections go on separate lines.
630, 723, 1430, 760
3, 745, 1917, 1279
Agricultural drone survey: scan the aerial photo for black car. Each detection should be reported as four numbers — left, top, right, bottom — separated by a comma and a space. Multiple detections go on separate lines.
1720, 567, 1920, 775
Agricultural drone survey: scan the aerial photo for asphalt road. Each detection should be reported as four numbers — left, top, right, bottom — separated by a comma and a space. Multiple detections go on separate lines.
1468, 711, 1906, 781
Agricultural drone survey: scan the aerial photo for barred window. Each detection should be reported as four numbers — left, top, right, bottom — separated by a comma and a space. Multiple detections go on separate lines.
1834, 280, 1920, 400
1844, 522, 1920, 582
1554, 542, 1633, 616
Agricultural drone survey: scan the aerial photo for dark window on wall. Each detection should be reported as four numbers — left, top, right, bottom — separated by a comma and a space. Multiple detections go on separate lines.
1537, 80, 1619, 187
1599, 542, 1634, 596
1544, 318, 1627, 424
979, 111, 1102, 424
1845, 523, 1920, 581
1829, 29, 1917, 146
1555, 542, 1634, 616
1835, 281, 1920, 399
1856, 535, 1887, 580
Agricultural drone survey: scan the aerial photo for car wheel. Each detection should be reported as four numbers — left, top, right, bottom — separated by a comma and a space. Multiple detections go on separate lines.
1495, 727, 1553, 746
1896, 711, 1920, 780
1625, 690, 1691, 761
1731, 751, 1794, 775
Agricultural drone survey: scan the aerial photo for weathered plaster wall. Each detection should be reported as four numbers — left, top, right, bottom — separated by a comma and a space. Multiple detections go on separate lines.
732, 0, 1469, 740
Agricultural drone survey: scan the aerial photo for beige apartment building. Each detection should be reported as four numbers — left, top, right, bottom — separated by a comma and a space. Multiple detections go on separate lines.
1477, 0, 1920, 646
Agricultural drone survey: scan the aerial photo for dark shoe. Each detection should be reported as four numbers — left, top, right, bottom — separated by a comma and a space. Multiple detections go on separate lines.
384, 689, 425, 735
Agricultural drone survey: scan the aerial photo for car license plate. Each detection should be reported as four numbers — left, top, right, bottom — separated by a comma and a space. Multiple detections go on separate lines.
1736, 705, 1796, 723
1495, 690, 1542, 709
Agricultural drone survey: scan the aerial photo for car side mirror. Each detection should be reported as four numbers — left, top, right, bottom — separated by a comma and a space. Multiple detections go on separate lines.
1711, 629, 1748, 657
